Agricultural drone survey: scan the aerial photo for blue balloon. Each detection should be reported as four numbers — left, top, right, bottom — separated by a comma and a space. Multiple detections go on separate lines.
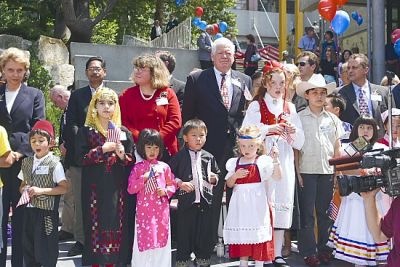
176, 0, 185, 6
198, 21, 207, 31
219, 21, 228, 33
215, 33, 223, 39
357, 15, 363, 26
351, 11, 359, 21
331, 10, 350, 35
394, 39, 400, 57
192, 17, 200, 26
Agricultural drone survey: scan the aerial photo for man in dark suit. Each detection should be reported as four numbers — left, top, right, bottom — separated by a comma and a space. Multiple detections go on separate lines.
0, 47, 45, 267
155, 50, 185, 108
182, 37, 252, 243
339, 54, 389, 138
64, 56, 107, 256
197, 25, 214, 70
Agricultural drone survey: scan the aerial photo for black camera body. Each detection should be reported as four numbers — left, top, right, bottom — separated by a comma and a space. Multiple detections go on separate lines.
337, 148, 400, 197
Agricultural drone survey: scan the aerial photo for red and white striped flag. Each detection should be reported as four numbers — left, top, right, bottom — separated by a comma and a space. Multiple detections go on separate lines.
145, 167, 158, 194
17, 188, 30, 208
107, 122, 121, 143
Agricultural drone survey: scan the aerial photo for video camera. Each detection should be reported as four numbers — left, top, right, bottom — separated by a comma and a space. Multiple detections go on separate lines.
329, 147, 400, 197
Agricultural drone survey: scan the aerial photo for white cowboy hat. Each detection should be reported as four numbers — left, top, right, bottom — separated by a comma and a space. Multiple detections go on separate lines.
296, 74, 336, 98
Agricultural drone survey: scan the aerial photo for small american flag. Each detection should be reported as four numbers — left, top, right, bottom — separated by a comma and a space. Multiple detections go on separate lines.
280, 130, 294, 145
107, 122, 121, 143
144, 167, 158, 194
328, 187, 341, 221
17, 188, 30, 208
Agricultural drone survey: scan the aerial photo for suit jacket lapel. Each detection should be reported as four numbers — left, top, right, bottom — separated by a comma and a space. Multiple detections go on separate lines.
229, 71, 242, 113
208, 68, 226, 109
345, 83, 360, 114
0, 85, 11, 122
10, 83, 28, 116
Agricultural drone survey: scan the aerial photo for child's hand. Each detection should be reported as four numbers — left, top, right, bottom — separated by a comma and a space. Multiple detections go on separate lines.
102, 142, 117, 153
233, 168, 249, 180
284, 122, 296, 134
209, 172, 218, 185
269, 123, 285, 135
157, 187, 166, 197
115, 143, 125, 160
28, 186, 44, 197
180, 182, 195, 193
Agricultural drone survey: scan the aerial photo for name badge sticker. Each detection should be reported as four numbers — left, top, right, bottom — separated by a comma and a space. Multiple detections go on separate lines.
156, 97, 169, 106
35, 166, 49, 175
371, 94, 382, 102
232, 79, 241, 88
120, 131, 127, 141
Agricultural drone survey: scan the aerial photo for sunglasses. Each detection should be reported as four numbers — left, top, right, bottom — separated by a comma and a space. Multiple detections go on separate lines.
296, 62, 308, 67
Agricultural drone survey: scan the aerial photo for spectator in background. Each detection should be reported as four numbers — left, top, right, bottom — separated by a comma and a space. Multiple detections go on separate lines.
287, 28, 296, 58
166, 15, 178, 33
155, 50, 185, 109
338, 62, 349, 88
251, 71, 263, 95
226, 34, 238, 70
338, 49, 352, 86
298, 27, 317, 53
296, 51, 319, 81
284, 63, 307, 112
197, 25, 214, 70
385, 42, 400, 76
321, 30, 336, 60
244, 34, 259, 77
320, 47, 337, 84
151, 20, 162, 40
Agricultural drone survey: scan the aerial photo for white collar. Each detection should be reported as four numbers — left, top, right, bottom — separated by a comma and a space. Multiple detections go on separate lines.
33, 152, 52, 164
213, 67, 231, 78
264, 92, 283, 106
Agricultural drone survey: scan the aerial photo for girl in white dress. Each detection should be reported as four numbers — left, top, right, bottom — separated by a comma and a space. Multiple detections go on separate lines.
327, 116, 391, 266
223, 125, 281, 267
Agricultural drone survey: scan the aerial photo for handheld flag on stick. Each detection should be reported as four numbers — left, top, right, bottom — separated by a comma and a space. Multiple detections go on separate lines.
17, 187, 30, 208
145, 167, 158, 194
107, 122, 121, 143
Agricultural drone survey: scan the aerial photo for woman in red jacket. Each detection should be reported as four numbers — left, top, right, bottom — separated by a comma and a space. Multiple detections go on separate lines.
119, 54, 182, 160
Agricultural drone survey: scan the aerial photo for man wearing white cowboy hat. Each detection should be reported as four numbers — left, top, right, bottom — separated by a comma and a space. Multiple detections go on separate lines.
295, 73, 344, 267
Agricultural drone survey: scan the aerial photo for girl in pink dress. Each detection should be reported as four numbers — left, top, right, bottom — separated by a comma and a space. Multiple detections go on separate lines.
127, 129, 177, 267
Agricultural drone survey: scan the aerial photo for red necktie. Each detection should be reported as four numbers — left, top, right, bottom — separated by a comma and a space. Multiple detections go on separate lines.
220, 73, 230, 109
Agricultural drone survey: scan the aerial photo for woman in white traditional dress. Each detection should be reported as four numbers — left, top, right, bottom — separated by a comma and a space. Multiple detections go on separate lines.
242, 60, 305, 266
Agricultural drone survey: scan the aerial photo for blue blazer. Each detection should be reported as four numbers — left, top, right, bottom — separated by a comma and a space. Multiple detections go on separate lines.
0, 83, 45, 156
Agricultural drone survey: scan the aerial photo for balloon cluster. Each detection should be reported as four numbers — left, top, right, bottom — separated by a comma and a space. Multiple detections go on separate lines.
393, 29, 400, 57
191, 6, 229, 39
175, 0, 186, 6
351, 11, 363, 26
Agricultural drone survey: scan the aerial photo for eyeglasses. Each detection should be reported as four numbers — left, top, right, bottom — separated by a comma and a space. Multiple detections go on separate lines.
296, 62, 308, 67
87, 67, 103, 72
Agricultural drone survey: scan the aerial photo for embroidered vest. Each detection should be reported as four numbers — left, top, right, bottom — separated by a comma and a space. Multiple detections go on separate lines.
21, 155, 60, 211
259, 98, 290, 135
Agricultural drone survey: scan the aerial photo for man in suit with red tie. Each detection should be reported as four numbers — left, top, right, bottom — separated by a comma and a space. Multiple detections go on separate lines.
182, 37, 252, 244
338, 54, 389, 138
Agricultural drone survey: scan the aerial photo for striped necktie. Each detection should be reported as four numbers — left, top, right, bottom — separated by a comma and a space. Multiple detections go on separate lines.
220, 73, 230, 109
358, 87, 370, 116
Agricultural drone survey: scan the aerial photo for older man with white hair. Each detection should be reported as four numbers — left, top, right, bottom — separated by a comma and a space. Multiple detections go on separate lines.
181, 37, 252, 266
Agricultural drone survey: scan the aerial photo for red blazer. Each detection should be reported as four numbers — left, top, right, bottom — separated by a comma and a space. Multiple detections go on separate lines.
119, 85, 182, 155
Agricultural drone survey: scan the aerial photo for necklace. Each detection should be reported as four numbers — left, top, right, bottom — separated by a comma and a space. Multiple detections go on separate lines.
139, 88, 156, 101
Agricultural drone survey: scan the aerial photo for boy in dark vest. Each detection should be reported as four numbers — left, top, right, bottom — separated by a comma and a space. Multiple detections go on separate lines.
169, 119, 220, 267
18, 120, 68, 266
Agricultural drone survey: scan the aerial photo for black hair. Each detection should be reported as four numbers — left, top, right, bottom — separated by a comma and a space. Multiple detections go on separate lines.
245, 34, 256, 43
29, 129, 52, 142
251, 71, 263, 82
182, 119, 208, 136
325, 30, 334, 39
136, 129, 164, 160
157, 51, 176, 74
341, 49, 352, 63
326, 93, 347, 116
349, 116, 378, 145
85, 56, 106, 69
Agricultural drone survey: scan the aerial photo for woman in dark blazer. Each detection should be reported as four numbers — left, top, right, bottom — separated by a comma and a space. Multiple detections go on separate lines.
0, 47, 45, 267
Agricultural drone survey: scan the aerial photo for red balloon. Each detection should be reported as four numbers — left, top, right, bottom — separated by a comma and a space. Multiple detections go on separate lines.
213, 23, 219, 35
318, 0, 337, 22
195, 7, 203, 17
392, 29, 400, 44
334, 0, 348, 6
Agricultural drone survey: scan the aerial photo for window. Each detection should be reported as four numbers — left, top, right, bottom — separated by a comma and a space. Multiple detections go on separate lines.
257, 0, 295, 14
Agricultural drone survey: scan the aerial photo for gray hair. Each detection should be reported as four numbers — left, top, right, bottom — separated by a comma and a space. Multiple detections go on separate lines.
50, 84, 70, 98
211, 37, 235, 55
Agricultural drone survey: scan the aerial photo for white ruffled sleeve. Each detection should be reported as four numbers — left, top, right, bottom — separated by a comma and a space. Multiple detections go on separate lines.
256, 155, 274, 181
225, 157, 238, 180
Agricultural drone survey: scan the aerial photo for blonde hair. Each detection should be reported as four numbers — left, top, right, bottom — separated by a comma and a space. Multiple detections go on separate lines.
380, 74, 400, 86
236, 125, 265, 156
131, 54, 170, 89
283, 63, 300, 92
253, 68, 286, 101
0, 47, 30, 71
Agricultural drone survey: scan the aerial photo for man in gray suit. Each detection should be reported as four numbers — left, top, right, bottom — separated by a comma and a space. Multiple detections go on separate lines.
197, 25, 214, 70
339, 53, 389, 138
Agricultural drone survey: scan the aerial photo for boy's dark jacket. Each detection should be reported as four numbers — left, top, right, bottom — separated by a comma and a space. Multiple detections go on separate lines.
169, 148, 220, 210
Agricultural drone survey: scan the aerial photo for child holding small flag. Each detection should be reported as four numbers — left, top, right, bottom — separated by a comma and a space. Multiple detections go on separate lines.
169, 119, 220, 267
17, 120, 67, 266
75, 87, 135, 266
242, 60, 304, 266
128, 128, 177, 267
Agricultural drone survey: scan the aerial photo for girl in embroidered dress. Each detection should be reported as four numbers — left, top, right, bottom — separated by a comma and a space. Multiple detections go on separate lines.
128, 128, 177, 267
223, 125, 281, 267
242, 60, 305, 265
327, 116, 391, 266
75, 87, 135, 267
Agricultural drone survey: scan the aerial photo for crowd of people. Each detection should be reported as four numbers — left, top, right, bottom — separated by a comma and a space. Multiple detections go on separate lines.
0, 30, 400, 267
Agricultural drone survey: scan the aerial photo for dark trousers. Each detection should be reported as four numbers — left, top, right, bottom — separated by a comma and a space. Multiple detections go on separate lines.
23, 208, 59, 267
297, 173, 334, 257
176, 203, 214, 262
199, 60, 213, 70
0, 161, 24, 267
